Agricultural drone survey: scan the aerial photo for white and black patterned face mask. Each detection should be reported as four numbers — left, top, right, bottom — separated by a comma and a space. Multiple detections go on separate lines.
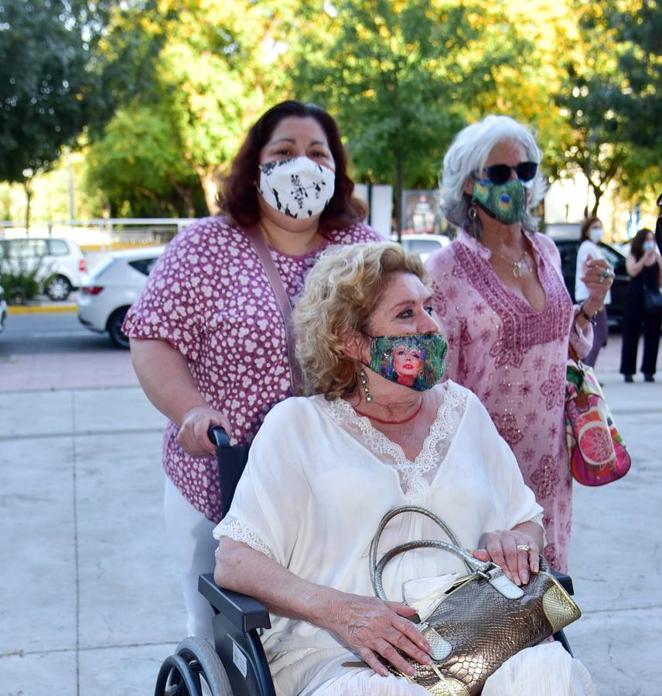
258, 157, 335, 219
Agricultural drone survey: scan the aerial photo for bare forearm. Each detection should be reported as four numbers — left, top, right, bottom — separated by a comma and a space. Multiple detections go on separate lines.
214, 540, 335, 627
129, 338, 206, 425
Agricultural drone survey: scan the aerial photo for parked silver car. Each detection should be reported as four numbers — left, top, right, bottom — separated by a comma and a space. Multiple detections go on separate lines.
78, 247, 164, 348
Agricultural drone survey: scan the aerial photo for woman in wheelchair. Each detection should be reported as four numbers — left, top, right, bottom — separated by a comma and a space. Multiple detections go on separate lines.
213, 243, 594, 696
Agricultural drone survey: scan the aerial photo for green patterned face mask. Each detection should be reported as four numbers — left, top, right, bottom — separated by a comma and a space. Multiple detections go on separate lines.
472, 177, 526, 225
366, 333, 448, 391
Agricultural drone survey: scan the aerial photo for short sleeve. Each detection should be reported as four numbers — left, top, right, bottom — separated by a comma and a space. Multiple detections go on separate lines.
123, 225, 206, 360
213, 400, 310, 567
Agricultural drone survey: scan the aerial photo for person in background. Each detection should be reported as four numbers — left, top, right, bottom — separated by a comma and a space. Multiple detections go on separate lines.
575, 217, 610, 367
124, 100, 380, 639
620, 227, 662, 383
426, 115, 613, 573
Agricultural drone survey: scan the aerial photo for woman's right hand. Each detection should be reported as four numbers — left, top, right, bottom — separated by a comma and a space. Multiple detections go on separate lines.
176, 405, 231, 457
320, 591, 431, 677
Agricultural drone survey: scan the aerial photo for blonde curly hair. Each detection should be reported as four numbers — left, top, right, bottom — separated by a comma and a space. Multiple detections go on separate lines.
293, 242, 426, 399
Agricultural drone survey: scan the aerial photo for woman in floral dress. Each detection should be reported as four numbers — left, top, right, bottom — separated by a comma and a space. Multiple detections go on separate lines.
426, 115, 613, 572
124, 101, 380, 638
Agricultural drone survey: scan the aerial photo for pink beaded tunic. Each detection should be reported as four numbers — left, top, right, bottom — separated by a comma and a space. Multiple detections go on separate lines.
124, 217, 380, 522
426, 230, 591, 572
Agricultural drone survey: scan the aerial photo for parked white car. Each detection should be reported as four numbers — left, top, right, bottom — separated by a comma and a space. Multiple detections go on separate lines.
0, 284, 7, 333
0, 237, 87, 301
78, 246, 164, 348
393, 234, 452, 263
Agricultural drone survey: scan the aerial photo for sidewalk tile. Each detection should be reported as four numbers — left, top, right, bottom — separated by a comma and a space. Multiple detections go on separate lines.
0, 391, 74, 438
0, 437, 76, 655
0, 650, 77, 696
72, 388, 165, 434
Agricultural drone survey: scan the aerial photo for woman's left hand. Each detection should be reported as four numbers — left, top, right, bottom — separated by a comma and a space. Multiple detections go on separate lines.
581, 256, 614, 306
472, 530, 540, 586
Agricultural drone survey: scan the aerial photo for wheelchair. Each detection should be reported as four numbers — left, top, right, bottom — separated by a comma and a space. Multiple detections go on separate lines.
154, 428, 575, 696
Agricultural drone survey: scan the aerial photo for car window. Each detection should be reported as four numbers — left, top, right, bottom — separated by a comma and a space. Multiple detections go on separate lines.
405, 239, 442, 255
5, 239, 49, 258
129, 257, 160, 276
49, 239, 70, 256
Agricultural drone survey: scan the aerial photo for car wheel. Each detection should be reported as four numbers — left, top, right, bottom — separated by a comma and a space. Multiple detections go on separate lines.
108, 307, 130, 349
45, 274, 72, 301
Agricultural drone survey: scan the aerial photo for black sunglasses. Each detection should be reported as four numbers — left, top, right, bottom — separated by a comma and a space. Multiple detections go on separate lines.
475, 161, 538, 185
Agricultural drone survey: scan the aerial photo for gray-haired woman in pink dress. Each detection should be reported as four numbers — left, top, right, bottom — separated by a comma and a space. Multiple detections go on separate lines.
426, 115, 613, 572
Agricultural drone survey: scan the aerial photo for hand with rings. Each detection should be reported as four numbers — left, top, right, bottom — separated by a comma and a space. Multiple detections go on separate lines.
582, 257, 614, 302
472, 530, 540, 586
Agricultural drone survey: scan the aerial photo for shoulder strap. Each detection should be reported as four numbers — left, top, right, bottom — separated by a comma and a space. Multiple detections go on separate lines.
245, 225, 303, 394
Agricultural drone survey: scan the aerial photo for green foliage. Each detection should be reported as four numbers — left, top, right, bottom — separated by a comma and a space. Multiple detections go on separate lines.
293, 0, 541, 227
0, 0, 162, 184
85, 103, 207, 217
556, 0, 661, 211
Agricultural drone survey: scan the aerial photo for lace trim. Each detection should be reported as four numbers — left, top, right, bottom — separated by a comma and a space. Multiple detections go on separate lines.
315, 383, 468, 499
214, 516, 275, 560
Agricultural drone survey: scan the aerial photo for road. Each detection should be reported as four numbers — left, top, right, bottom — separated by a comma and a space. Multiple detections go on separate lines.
0, 309, 137, 391
0, 310, 113, 354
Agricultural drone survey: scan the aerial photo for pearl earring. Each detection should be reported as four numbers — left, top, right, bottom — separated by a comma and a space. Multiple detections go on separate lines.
359, 368, 373, 403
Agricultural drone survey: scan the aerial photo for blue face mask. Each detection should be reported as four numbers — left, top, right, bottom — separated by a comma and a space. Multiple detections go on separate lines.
366, 333, 448, 391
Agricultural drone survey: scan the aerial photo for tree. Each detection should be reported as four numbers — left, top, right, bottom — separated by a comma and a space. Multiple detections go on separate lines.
555, 0, 661, 214
0, 0, 161, 224
292, 0, 565, 232
85, 103, 207, 217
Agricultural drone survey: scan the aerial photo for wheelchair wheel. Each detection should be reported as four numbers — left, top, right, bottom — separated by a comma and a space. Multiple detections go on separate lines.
154, 636, 233, 696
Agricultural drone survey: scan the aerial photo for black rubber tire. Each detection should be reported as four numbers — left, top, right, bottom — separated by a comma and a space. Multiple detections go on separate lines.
107, 307, 129, 349
154, 637, 233, 696
44, 274, 72, 301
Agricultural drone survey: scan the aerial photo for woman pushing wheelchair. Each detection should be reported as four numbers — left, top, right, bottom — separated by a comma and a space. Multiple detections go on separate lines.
213, 242, 594, 696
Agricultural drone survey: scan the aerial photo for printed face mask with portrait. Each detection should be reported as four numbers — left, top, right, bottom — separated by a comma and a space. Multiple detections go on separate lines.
366, 333, 448, 392
472, 178, 526, 225
258, 156, 335, 219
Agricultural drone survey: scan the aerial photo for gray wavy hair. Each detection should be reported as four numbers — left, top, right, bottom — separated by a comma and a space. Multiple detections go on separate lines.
439, 115, 547, 238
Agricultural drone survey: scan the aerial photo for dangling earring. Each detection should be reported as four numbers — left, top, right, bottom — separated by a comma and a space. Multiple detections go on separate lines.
467, 202, 481, 239
359, 368, 373, 402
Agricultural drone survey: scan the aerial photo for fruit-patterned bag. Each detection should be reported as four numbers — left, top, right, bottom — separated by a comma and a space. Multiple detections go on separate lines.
565, 356, 631, 486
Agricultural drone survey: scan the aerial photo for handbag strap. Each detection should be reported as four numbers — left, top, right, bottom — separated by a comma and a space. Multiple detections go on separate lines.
245, 224, 303, 393
369, 506, 475, 598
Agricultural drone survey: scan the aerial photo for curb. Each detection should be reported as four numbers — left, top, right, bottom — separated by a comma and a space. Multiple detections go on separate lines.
8, 304, 77, 315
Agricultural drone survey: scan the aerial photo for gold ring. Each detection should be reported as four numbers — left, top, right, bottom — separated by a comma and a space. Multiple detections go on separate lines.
516, 544, 531, 552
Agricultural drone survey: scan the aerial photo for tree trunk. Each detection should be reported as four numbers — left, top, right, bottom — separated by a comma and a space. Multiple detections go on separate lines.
197, 166, 221, 216
590, 186, 603, 217
23, 179, 33, 233
395, 156, 404, 242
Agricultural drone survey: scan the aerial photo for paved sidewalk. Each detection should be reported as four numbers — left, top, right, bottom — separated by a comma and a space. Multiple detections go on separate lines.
0, 335, 660, 695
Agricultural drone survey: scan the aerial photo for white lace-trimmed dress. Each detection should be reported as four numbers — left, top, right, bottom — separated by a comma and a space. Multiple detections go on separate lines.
213, 382, 594, 696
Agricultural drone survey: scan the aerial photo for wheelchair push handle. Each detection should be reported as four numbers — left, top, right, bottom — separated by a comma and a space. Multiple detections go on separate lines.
208, 425, 230, 448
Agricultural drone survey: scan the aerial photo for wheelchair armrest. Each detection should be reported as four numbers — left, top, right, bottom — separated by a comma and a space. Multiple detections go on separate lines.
551, 571, 574, 595
198, 574, 271, 632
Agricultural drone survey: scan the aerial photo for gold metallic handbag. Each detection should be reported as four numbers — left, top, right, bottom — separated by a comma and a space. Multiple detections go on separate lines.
369, 506, 581, 696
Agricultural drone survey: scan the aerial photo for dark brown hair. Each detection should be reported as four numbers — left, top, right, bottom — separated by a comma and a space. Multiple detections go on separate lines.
630, 227, 654, 261
217, 100, 366, 231
580, 216, 602, 242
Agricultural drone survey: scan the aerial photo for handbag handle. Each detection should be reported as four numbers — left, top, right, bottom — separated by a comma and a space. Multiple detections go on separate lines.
369, 506, 480, 601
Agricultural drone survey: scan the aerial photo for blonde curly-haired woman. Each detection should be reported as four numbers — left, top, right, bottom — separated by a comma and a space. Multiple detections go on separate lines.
213, 242, 594, 696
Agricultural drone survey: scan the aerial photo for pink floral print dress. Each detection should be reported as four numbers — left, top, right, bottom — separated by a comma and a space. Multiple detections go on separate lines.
426, 230, 592, 572
124, 217, 380, 522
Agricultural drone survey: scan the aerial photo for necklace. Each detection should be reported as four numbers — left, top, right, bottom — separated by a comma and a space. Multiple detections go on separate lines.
492, 247, 532, 278
354, 398, 423, 425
